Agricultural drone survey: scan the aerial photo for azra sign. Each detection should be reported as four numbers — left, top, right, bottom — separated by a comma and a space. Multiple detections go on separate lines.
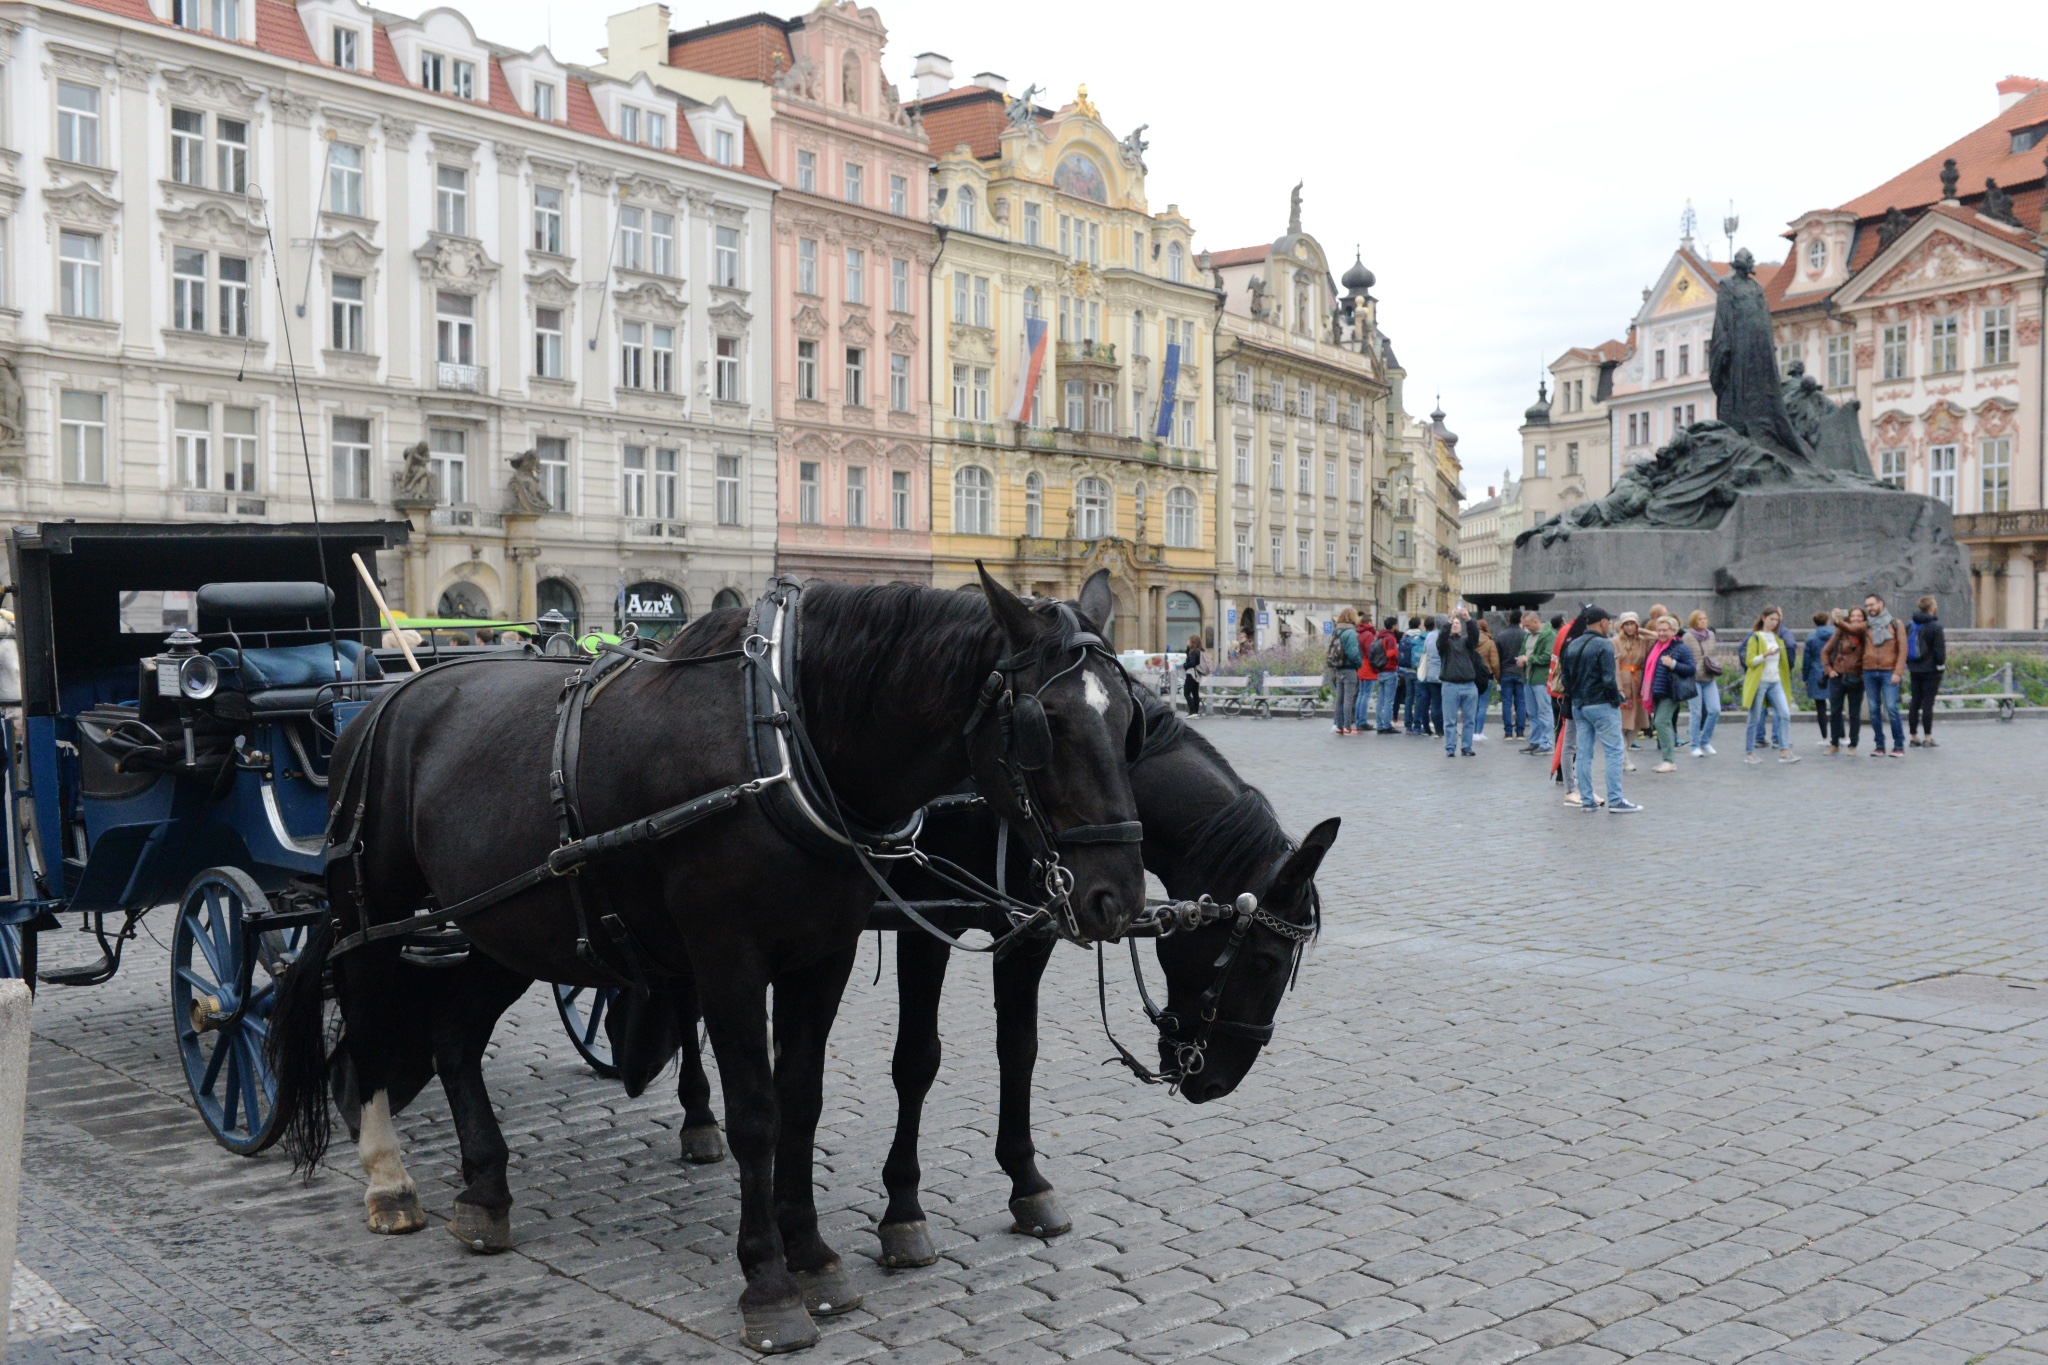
627, 591, 676, 617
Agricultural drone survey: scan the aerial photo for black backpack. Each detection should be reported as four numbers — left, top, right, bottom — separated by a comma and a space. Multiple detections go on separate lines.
1326, 631, 1347, 670
1367, 634, 1389, 671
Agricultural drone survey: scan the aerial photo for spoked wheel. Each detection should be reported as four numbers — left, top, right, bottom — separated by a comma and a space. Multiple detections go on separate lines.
555, 983, 621, 1078
171, 867, 291, 1155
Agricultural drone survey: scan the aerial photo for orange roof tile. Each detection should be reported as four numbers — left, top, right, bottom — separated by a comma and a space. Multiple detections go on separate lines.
1206, 245, 1270, 268
917, 86, 1014, 160
1839, 85, 2048, 221
63, 0, 161, 26
667, 14, 794, 84
255, 0, 317, 62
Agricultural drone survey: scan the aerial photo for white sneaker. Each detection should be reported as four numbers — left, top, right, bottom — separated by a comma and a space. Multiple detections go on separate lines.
1563, 791, 1582, 807
1623, 761, 1637, 773
1744, 754, 1762, 765
1474, 733, 1488, 741
1778, 750, 1801, 764
1704, 745, 1717, 755
1654, 761, 1676, 773
1690, 748, 1703, 758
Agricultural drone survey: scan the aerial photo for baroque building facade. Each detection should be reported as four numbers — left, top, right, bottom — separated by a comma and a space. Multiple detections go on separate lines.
1456, 474, 1520, 600
1209, 195, 1388, 652
1517, 341, 1622, 528
601, 1, 936, 585
5, 0, 780, 634
917, 71, 1216, 650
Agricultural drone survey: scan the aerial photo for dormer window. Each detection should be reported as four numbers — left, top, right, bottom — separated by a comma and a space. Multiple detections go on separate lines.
621, 107, 639, 143
955, 186, 976, 231
714, 129, 737, 167
421, 53, 474, 98
1167, 240, 1184, 283
172, 0, 242, 41
421, 52, 443, 90
532, 82, 556, 121
332, 26, 360, 70
1807, 239, 1826, 273
617, 106, 665, 148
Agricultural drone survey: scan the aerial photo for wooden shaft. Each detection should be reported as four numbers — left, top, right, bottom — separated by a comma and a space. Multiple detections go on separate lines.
352, 552, 420, 673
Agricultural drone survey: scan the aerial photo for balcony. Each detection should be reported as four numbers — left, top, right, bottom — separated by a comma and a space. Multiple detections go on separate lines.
1953, 509, 2048, 542
436, 361, 487, 393
1055, 340, 1117, 367
429, 506, 504, 529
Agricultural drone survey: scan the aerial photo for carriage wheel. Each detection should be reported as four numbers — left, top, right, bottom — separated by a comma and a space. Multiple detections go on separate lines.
171, 867, 290, 1155
554, 983, 621, 1078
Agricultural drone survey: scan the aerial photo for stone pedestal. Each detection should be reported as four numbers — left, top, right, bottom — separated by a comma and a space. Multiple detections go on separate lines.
503, 512, 540, 623
1512, 487, 1974, 629
392, 500, 436, 618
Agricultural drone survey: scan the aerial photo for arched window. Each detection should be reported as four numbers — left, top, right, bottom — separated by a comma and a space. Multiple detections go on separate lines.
1165, 591, 1203, 649
1023, 286, 1041, 320
1024, 471, 1043, 538
953, 465, 993, 534
1166, 241, 1184, 283
713, 587, 745, 611
1165, 486, 1197, 548
955, 186, 976, 231
437, 582, 491, 620
536, 577, 581, 634
1075, 476, 1109, 540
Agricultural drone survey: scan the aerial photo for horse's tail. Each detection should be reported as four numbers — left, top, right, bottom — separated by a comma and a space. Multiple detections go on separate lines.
268, 913, 334, 1177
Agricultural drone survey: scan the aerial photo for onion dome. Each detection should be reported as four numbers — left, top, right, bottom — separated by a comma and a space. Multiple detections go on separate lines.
1341, 252, 1375, 293
1524, 381, 1551, 426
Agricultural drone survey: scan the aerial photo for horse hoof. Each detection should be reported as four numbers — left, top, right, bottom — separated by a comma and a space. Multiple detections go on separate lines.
446, 1202, 512, 1254
875, 1220, 937, 1269
365, 1190, 424, 1235
790, 1260, 860, 1317
680, 1123, 727, 1165
1009, 1192, 1071, 1239
739, 1298, 818, 1354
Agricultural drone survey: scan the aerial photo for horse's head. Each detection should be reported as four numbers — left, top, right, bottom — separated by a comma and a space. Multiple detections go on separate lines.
1153, 816, 1339, 1102
966, 565, 1145, 944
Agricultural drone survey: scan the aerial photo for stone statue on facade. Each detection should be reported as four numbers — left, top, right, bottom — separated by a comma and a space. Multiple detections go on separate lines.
0, 356, 25, 452
1287, 182, 1303, 235
1983, 178, 2020, 226
393, 439, 437, 506
1007, 85, 1042, 128
506, 448, 553, 516
1940, 157, 1959, 200
1118, 123, 1149, 170
1246, 275, 1269, 320
773, 55, 819, 99
1877, 206, 1911, 249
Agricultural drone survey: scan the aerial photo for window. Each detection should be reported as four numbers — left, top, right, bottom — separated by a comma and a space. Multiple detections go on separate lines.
1324, 459, 1337, 498
218, 255, 248, 338
954, 274, 969, 325
1023, 202, 1041, 246
429, 428, 467, 503
173, 248, 207, 332
971, 367, 991, 422
1349, 462, 1362, 502
717, 454, 742, 523
844, 248, 865, 304
1826, 334, 1852, 389
223, 406, 258, 492
330, 143, 365, 217
1235, 370, 1250, 403
1928, 444, 1957, 507
217, 119, 248, 194
436, 166, 468, 236
1269, 449, 1283, 491
172, 109, 206, 186
1534, 444, 1547, 477
892, 469, 911, 529
884, 351, 909, 411
332, 26, 360, 70
1984, 306, 2013, 366
1235, 528, 1251, 574
1878, 448, 1906, 489
620, 321, 645, 389
532, 81, 556, 121
536, 436, 569, 511
57, 83, 100, 165
420, 51, 444, 91
619, 207, 644, 272
1672, 404, 1685, 433
846, 466, 867, 526
952, 364, 969, 418
891, 258, 909, 312
798, 461, 820, 523
795, 150, 816, 193
534, 307, 563, 378
1023, 472, 1043, 537
796, 340, 818, 401
1167, 241, 1183, 283
1982, 437, 2011, 512
1653, 349, 1666, 381
1024, 287, 1042, 321
1270, 533, 1283, 573
436, 291, 475, 365
1058, 214, 1071, 258
1166, 487, 1196, 548
714, 128, 737, 167
845, 347, 867, 407
1929, 316, 1958, 374
653, 447, 679, 520
1566, 441, 1580, 475
648, 212, 675, 275
1779, 340, 1802, 374
175, 403, 211, 488
973, 276, 990, 328
715, 227, 739, 288
1348, 539, 1361, 580
1297, 448, 1312, 493
890, 174, 907, 216
1882, 324, 1909, 381
1234, 439, 1251, 486
619, 107, 643, 145
797, 239, 819, 295
450, 60, 475, 99
954, 466, 993, 534
2015, 123, 2048, 155
1076, 477, 1109, 539
1677, 343, 1689, 377
1297, 534, 1311, 576
331, 415, 370, 500
1178, 400, 1194, 448
843, 161, 864, 205
1064, 379, 1084, 430
1090, 381, 1112, 432
59, 390, 107, 484
955, 186, 976, 231
532, 186, 562, 252
621, 444, 647, 517
1325, 539, 1336, 579
714, 336, 740, 401
331, 275, 365, 352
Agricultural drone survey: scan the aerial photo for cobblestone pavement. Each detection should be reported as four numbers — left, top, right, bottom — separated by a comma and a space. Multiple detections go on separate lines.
14, 718, 2048, 1364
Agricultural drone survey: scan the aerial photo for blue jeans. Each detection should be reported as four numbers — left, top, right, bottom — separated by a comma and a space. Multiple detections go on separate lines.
1423, 681, 1444, 735
1574, 702, 1625, 806
1500, 676, 1528, 736
1688, 679, 1720, 748
1443, 681, 1478, 754
1526, 682, 1553, 750
1746, 678, 1791, 753
1331, 672, 1358, 730
1863, 672, 1904, 750
1400, 670, 1421, 730
1474, 682, 1492, 736
1353, 677, 1373, 729
1376, 676, 1400, 730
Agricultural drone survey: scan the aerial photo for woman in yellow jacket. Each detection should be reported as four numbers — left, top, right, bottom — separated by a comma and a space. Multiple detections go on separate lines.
1739, 604, 1801, 765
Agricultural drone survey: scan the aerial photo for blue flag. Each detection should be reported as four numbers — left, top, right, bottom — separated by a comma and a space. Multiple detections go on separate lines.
1153, 341, 1181, 440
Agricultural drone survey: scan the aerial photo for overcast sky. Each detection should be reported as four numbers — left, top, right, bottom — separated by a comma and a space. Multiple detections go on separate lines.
397, 0, 2048, 501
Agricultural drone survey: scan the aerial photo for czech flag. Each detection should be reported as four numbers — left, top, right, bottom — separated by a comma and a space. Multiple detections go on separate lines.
1007, 317, 1049, 423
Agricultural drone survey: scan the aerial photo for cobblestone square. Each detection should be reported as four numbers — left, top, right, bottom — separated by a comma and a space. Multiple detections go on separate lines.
13, 718, 2048, 1364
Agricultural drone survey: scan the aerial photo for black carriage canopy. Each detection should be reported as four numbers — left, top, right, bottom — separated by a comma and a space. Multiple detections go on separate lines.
7, 521, 409, 718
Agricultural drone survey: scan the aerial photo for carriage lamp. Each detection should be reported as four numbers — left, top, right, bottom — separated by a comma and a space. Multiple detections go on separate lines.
537, 609, 570, 638
156, 628, 219, 701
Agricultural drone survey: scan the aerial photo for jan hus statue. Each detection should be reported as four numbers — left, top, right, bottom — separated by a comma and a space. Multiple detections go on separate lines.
1708, 248, 1809, 458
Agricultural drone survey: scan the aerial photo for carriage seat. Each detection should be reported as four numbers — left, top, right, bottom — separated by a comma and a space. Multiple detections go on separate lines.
196, 581, 335, 619
209, 639, 381, 713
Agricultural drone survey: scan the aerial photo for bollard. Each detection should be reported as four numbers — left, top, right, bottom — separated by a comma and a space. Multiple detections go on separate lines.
0, 979, 26, 1362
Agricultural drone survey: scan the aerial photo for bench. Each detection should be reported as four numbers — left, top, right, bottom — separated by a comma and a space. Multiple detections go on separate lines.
1198, 675, 1254, 716
1261, 675, 1326, 719
1939, 663, 2024, 721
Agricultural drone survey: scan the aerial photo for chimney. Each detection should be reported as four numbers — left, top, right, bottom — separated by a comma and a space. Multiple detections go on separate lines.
972, 72, 1007, 94
1486, 487, 1496, 500
1997, 75, 2047, 113
913, 52, 952, 100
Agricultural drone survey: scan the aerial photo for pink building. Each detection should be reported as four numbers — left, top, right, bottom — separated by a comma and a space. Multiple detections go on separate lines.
610, 3, 934, 583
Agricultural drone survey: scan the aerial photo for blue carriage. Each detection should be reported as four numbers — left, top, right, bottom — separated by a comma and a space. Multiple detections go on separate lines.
1, 520, 414, 1153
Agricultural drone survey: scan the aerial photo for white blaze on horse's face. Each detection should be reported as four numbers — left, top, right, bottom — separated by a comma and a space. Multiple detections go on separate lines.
1083, 670, 1111, 717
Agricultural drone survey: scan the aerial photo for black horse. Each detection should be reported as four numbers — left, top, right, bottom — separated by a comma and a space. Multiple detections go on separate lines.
268, 572, 1146, 1354
628, 689, 1340, 1267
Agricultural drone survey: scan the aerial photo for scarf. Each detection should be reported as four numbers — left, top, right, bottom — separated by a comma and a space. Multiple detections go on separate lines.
1640, 639, 1672, 711
1867, 608, 1896, 648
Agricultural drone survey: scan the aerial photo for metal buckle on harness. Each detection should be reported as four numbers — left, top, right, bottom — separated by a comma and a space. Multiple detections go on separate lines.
546, 842, 586, 877
742, 633, 770, 660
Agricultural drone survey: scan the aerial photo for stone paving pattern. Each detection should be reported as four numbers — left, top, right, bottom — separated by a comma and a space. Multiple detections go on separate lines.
13, 719, 2048, 1364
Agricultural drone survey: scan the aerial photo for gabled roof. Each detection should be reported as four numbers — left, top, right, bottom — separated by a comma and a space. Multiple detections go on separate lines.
1839, 83, 2048, 221
1206, 245, 1270, 269
665, 12, 796, 84
916, 85, 1025, 161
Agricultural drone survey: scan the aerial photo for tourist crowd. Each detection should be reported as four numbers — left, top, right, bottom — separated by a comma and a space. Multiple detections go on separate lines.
1246, 592, 1950, 814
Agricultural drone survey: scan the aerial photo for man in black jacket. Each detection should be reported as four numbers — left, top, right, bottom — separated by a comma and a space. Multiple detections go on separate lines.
1907, 595, 1948, 747
1437, 609, 1482, 757
1495, 615, 1529, 740
1561, 607, 1640, 812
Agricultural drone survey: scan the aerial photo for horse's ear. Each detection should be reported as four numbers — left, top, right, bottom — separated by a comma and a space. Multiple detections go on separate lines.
1268, 817, 1339, 909
977, 561, 1041, 649
1077, 569, 1114, 636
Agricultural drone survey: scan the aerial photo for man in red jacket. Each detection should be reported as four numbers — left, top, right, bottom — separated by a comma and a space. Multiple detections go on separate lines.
1357, 615, 1403, 734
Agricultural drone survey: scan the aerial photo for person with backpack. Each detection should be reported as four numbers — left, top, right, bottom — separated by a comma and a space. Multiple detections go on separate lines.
1436, 610, 1482, 757
1801, 610, 1836, 747
1326, 609, 1363, 735
1561, 606, 1641, 812
1419, 617, 1445, 737
1472, 618, 1500, 742
1741, 604, 1801, 764
1357, 614, 1394, 734
1907, 595, 1947, 747
1399, 615, 1426, 733
1860, 592, 1908, 757
1495, 613, 1529, 741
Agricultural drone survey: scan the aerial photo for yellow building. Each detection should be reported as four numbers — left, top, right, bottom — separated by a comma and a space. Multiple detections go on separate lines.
917, 69, 1217, 649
